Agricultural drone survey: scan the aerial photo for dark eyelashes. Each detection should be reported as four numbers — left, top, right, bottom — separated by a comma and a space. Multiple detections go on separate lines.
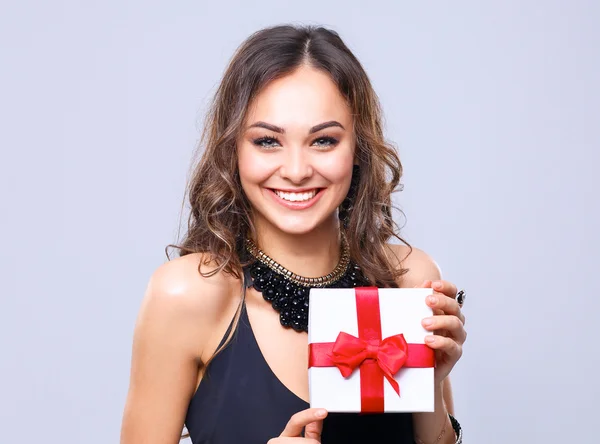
251, 134, 339, 148
312, 134, 339, 147
252, 135, 282, 147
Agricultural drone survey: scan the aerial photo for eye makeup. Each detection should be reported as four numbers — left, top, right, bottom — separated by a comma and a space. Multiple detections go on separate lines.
251, 134, 340, 150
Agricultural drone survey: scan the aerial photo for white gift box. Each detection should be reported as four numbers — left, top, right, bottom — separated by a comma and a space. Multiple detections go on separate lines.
308, 287, 435, 413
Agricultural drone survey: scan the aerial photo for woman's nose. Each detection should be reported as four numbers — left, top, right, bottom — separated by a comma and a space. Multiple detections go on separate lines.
279, 147, 314, 184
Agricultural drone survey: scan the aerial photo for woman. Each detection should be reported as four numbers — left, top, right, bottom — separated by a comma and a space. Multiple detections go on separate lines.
121, 25, 466, 444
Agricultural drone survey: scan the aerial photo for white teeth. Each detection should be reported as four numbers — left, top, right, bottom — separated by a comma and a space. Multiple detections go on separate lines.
274, 189, 317, 202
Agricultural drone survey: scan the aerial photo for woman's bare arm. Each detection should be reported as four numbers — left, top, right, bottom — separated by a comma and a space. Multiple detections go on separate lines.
388, 244, 460, 443
120, 255, 234, 444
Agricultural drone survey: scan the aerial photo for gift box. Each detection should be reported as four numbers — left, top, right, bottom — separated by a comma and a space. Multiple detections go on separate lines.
308, 287, 435, 413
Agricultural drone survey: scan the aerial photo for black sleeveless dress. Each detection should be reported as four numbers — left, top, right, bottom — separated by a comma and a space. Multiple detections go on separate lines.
185, 273, 415, 444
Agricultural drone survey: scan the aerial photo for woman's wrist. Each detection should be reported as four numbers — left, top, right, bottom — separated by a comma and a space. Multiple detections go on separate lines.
412, 383, 456, 444
415, 414, 452, 444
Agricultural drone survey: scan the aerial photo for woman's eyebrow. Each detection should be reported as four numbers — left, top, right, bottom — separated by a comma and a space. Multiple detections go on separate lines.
248, 121, 285, 133
247, 120, 345, 134
309, 121, 344, 133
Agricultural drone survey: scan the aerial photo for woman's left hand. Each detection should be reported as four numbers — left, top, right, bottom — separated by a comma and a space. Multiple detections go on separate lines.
419, 280, 467, 384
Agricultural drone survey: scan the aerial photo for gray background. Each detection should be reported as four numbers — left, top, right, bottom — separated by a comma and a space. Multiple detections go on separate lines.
1, 1, 598, 443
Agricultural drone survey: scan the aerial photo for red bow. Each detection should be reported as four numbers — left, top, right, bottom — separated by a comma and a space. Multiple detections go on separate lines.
329, 331, 407, 395
308, 287, 435, 413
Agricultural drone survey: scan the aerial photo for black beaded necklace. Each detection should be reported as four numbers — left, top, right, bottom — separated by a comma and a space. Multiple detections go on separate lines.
243, 236, 371, 332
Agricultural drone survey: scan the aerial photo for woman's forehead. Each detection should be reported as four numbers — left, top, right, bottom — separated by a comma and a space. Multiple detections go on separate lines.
244, 66, 353, 131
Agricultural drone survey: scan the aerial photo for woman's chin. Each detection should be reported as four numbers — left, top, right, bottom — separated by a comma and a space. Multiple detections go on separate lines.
273, 223, 319, 236
269, 215, 331, 236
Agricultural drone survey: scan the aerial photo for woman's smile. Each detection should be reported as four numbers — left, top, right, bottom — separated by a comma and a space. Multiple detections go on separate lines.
267, 187, 325, 210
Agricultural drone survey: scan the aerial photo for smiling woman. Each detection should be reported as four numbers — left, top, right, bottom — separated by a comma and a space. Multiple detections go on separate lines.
120, 24, 466, 444
239, 67, 356, 236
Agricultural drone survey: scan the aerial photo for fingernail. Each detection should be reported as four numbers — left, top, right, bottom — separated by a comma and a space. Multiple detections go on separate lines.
433, 281, 442, 290
425, 335, 436, 343
427, 295, 437, 305
315, 409, 327, 418
422, 318, 434, 327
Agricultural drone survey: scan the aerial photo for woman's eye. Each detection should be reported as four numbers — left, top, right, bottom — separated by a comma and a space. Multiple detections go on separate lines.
312, 136, 338, 148
253, 137, 281, 149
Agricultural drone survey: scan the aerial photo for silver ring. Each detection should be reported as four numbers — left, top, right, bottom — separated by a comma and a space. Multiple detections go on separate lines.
456, 289, 466, 307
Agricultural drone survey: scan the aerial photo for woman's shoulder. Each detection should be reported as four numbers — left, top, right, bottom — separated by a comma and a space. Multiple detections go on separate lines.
144, 252, 239, 312
385, 243, 442, 287
136, 253, 241, 359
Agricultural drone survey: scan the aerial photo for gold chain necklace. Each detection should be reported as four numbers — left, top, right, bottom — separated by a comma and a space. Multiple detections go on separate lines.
244, 235, 351, 288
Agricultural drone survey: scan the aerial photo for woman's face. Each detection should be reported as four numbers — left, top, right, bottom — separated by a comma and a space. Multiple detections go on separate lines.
237, 66, 355, 236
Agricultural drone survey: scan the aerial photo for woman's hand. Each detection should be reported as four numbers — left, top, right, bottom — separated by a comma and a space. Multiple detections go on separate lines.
267, 408, 328, 443
419, 280, 467, 384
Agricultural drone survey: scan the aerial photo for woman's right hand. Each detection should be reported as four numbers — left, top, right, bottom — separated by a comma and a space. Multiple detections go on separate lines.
267, 408, 328, 443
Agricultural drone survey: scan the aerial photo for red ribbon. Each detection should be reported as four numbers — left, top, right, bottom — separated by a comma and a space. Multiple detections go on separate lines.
308, 287, 435, 413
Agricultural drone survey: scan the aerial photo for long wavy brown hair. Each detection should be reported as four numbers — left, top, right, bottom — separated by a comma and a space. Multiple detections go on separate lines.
168, 24, 410, 288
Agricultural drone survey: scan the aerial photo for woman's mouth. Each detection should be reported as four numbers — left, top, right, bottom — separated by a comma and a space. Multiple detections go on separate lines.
273, 189, 318, 202
267, 188, 324, 209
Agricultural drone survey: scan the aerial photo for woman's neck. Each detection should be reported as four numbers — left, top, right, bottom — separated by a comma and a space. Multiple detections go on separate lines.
253, 219, 342, 278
